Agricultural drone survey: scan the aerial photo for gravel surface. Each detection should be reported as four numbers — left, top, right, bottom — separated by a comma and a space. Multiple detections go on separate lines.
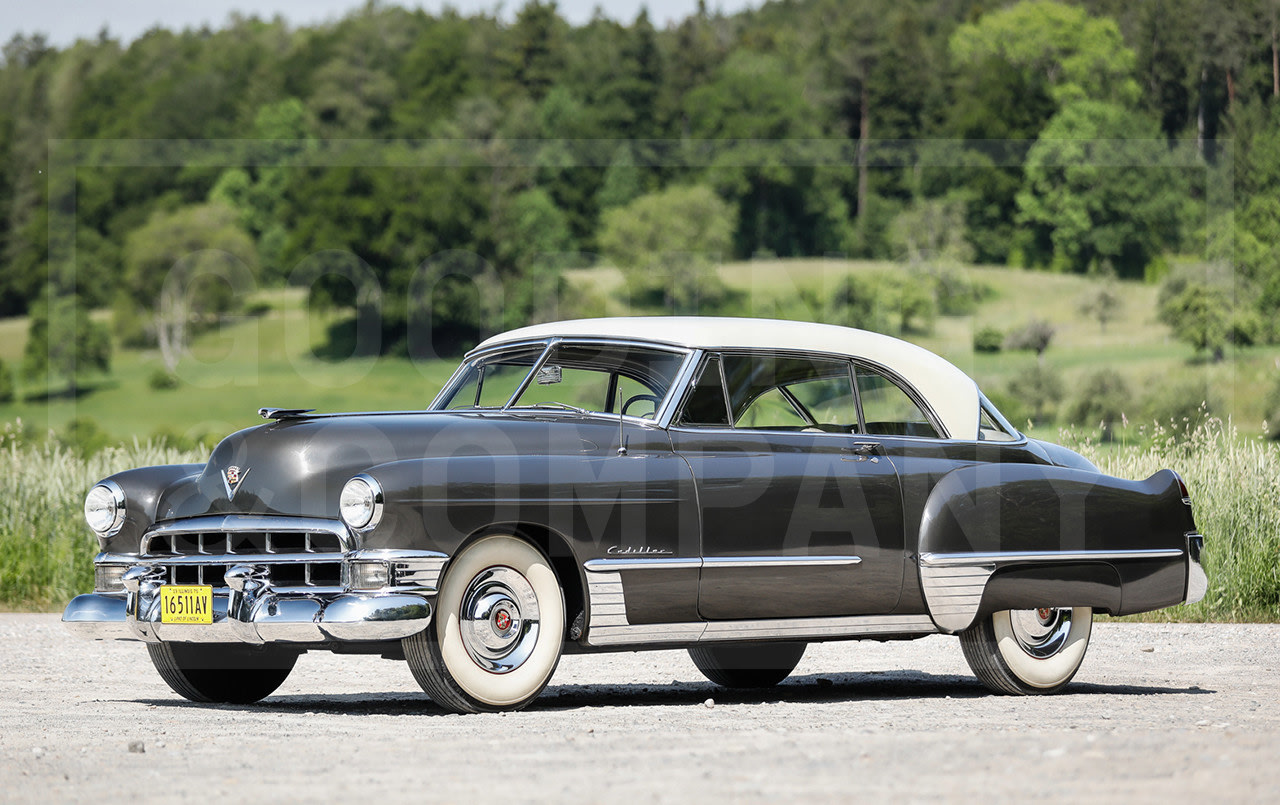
2, 614, 1277, 802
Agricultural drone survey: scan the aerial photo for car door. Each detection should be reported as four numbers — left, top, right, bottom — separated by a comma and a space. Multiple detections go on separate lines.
668, 351, 906, 620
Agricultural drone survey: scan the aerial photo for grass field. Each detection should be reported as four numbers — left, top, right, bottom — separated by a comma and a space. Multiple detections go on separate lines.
3, 259, 1278, 441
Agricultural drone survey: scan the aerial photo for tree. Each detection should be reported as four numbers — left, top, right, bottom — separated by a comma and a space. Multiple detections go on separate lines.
122, 203, 258, 372
21, 292, 111, 394
1159, 282, 1230, 361
598, 184, 735, 313
950, 0, 1140, 106
1017, 101, 1187, 277
1005, 319, 1056, 362
1077, 283, 1123, 332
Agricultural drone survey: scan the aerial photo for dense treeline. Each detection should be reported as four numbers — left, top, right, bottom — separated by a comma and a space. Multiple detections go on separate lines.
2, 0, 1280, 365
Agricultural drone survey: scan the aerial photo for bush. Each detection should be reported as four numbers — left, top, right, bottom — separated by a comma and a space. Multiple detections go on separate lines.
57, 417, 112, 457
1006, 363, 1065, 424
0, 360, 13, 403
1264, 375, 1280, 441
1143, 377, 1220, 433
1004, 319, 1056, 357
973, 326, 1003, 353
1065, 369, 1132, 441
148, 368, 180, 391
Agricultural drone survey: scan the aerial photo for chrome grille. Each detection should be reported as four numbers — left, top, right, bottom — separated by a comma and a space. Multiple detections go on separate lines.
141, 515, 350, 591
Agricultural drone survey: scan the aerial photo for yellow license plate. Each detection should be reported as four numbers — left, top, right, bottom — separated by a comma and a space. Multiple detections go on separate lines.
160, 586, 213, 625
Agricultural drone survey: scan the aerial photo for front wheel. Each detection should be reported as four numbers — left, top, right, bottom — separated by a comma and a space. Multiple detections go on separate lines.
404, 534, 565, 713
147, 643, 298, 704
959, 607, 1092, 695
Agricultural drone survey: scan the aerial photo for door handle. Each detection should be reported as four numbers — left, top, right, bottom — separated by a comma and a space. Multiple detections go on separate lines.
842, 442, 880, 462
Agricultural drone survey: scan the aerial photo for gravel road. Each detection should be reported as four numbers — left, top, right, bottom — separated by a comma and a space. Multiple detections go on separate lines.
2, 614, 1277, 802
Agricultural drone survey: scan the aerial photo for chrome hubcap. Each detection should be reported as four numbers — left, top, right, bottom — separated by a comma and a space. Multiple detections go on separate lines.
459, 566, 541, 674
1008, 607, 1073, 659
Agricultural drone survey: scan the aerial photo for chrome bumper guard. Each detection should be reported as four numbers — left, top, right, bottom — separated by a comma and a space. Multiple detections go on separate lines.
63, 563, 437, 645
1185, 532, 1208, 604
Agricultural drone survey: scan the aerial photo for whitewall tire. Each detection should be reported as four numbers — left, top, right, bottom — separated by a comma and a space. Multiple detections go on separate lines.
960, 607, 1093, 695
405, 534, 564, 713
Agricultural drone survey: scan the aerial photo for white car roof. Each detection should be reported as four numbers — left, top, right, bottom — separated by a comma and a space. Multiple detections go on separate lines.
476, 317, 980, 440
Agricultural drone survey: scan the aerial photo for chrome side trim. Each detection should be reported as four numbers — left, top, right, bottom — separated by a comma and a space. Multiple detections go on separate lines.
583, 555, 862, 573
919, 548, 1183, 567
583, 560, 933, 647
917, 563, 997, 634
700, 614, 936, 641
918, 547, 1189, 634
1185, 532, 1207, 604
702, 555, 862, 569
584, 557, 702, 572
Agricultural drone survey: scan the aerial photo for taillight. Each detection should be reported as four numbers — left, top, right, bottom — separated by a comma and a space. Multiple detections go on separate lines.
1173, 472, 1191, 505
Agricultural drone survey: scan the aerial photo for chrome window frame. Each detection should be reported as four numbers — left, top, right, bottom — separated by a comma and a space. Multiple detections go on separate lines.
666, 347, 951, 441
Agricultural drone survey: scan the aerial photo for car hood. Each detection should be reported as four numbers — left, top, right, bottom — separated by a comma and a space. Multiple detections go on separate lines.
155, 411, 630, 521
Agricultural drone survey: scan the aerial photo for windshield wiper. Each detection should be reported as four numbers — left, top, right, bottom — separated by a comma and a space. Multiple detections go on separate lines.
509, 401, 592, 415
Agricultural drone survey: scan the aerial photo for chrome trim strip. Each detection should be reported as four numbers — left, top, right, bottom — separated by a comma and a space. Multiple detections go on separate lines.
918, 548, 1184, 567
584, 558, 702, 572
700, 614, 937, 641
131, 552, 343, 566
918, 547, 1188, 633
702, 555, 862, 569
583, 555, 862, 573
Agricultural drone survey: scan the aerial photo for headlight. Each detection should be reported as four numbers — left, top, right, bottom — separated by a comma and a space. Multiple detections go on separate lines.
84, 481, 125, 537
339, 474, 383, 530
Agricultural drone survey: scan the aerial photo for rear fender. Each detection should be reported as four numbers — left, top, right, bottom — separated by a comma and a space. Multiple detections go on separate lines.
916, 463, 1193, 632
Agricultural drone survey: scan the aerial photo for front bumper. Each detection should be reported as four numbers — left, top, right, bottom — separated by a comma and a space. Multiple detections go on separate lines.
63, 576, 435, 645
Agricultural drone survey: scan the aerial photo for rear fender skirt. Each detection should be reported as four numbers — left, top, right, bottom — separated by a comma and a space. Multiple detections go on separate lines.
916, 464, 1192, 632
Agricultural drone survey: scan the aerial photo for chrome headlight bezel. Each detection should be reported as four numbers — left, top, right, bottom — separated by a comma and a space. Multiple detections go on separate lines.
339, 473, 384, 531
84, 481, 126, 538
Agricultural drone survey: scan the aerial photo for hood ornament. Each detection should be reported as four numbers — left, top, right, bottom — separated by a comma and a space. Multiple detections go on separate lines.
259, 408, 315, 420
222, 465, 250, 500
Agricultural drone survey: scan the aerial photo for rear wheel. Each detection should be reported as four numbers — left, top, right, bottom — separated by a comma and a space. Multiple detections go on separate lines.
688, 642, 807, 688
147, 643, 297, 704
960, 607, 1092, 695
404, 534, 564, 713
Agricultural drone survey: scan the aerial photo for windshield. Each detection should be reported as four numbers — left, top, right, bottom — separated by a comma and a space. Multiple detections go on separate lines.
435, 342, 688, 419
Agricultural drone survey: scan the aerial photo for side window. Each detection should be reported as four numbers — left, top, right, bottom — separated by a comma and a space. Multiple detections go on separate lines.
736, 387, 808, 428
677, 355, 731, 426
855, 367, 939, 438
723, 353, 859, 432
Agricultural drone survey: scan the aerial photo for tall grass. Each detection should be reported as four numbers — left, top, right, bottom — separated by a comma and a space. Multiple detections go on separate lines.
1064, 418, 1280, 621
0, 421, 203, 610
1, 417, 1277, 620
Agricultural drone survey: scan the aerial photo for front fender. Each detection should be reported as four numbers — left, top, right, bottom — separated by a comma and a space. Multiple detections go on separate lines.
98, 464, 206, 553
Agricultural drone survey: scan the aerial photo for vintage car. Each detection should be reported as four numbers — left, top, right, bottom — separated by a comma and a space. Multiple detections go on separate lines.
64, 317, 1206, 712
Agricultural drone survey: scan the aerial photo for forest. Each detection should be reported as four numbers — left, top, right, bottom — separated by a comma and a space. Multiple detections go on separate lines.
1, 0, 1279, 382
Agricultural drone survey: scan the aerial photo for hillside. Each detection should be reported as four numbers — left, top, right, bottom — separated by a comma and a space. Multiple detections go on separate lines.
2, 260, 1276, 444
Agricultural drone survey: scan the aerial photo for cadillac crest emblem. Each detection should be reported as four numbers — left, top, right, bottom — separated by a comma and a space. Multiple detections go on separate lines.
222, 465, 249, 500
